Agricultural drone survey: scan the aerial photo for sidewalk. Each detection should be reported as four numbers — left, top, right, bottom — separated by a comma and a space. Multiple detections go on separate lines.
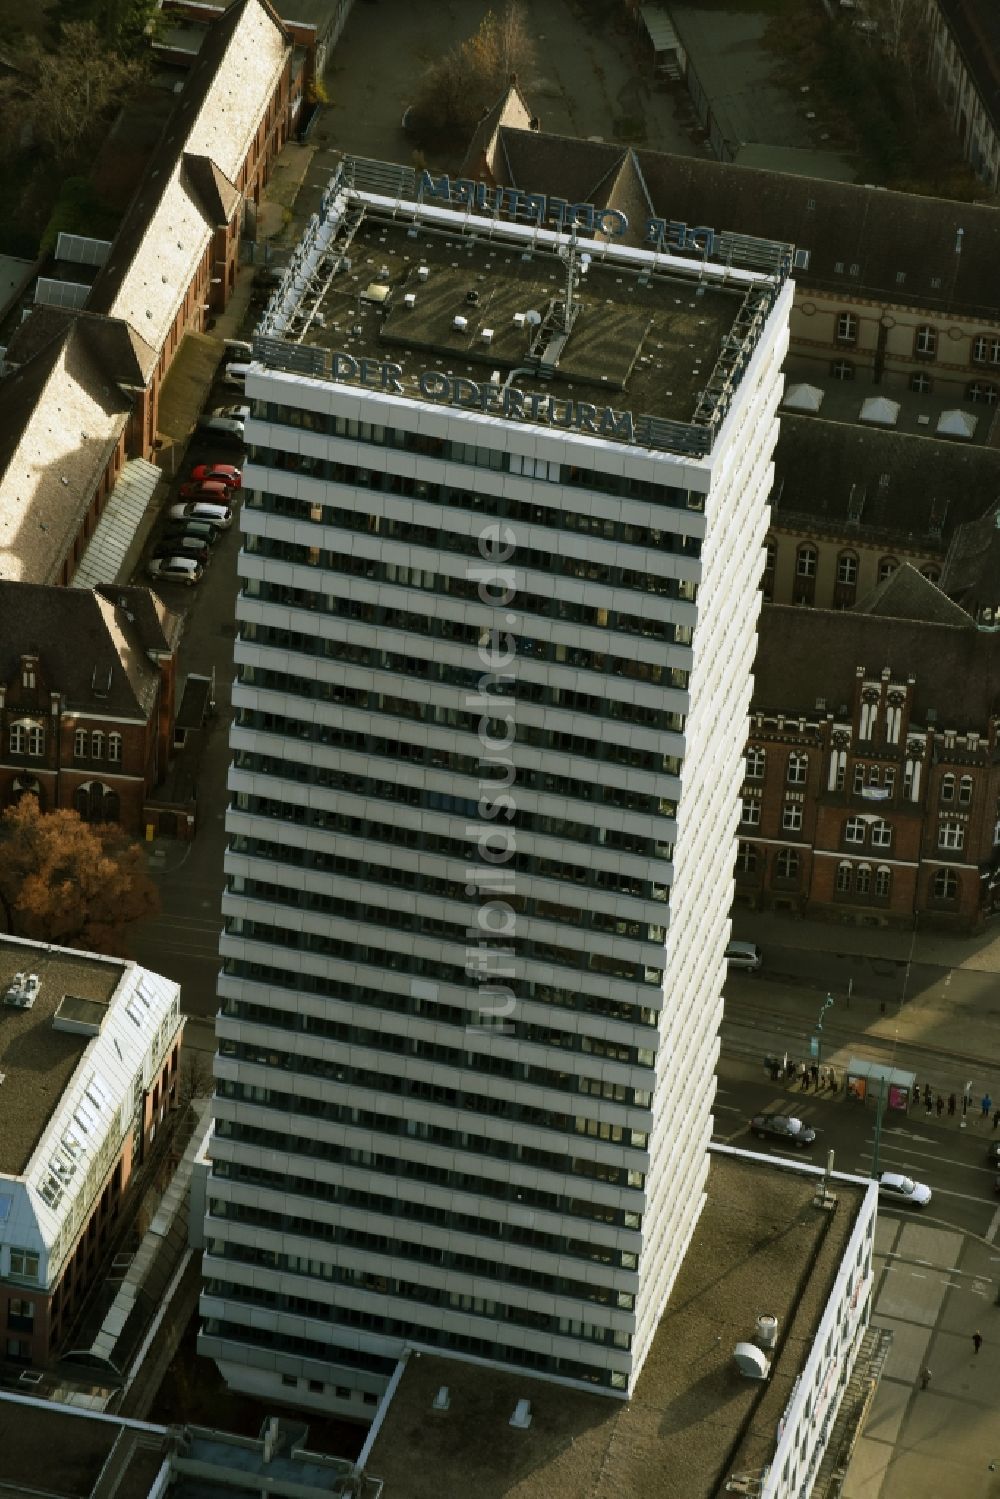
732, 906, 1000, 975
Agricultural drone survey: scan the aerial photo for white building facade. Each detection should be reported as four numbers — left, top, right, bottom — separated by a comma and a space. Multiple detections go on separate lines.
200, 162, 793, 1417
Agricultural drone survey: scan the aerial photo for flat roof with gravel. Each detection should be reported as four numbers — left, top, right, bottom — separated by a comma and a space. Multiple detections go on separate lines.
363, 1152, 867, 1499
0, 946, 123, 1176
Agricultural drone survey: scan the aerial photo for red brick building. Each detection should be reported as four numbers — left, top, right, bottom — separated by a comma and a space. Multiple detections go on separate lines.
737, 566, 1000, 931
0, 582, 183, 838
0, 0, 299, 587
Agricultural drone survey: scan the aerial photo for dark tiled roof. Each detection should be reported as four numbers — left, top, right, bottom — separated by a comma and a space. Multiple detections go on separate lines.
0, 583, 177, 717
853, 561, 974, 626
941, 500, 1000, 606
493, 127, 1000, 319
770, 415, 1000, 548
96, 583, 184, 655
940, 0, 1000, 135
753, 603, 1000, 726
181, 151, 241, 225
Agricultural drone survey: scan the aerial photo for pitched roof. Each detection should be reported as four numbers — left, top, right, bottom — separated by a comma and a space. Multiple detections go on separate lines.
180, 152, 241, 225
853, 561, 974, 626
96, 583, 185, 656
459, 77, 535, 179
941, 500, 1000, 607
4, 307, 157, 385
88, 0, 289, 349
753, 603, 1000, 727
939, 0, 1000, 135
770, 414, 1000, 549
0, 582, 179, 718
0, 325, 130, 583
491, 127, 1000, 320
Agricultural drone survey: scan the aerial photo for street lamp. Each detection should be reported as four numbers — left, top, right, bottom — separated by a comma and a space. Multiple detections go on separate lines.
814, 992, 834, 1067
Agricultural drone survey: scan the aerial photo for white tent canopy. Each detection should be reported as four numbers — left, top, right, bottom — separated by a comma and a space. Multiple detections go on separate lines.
936, 408, 978, 439
783, 382, 824, 413
859, 396, 900, 426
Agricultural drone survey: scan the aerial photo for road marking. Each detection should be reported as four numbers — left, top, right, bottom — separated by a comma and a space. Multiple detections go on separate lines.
987, 1208, 1000, 1244
884, 1129, 936, 1144
714, 1104, 742, 1114
861, 1143, 997, 1177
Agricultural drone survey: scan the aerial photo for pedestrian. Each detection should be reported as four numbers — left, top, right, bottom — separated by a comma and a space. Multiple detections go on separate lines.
810, 1063, 820, 1090
973, 1331, 983, 1355
983, 1092, 993, 1119
924, 1085, 932, 1110
919, 1366, 932, 1390
911, 1083, 920, 1111
798, 1061, 808, 1088
948, 1094, 956, 1116
993, 1109, 1000, 1131
963, 1095, 969, 1118
828, 1067, 838, 1094
936, 1095, 944, 1117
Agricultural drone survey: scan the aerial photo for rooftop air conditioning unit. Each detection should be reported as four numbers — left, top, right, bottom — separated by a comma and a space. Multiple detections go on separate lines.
432, 1386, 450, 1411
417, 265, 429, 281
509, 1399, 532, 1429
513, 312, 526, 329
733, 1343, 770, 1380
453, 315, 468, 332
481, 328, 494, 345
403, 293, 416, 309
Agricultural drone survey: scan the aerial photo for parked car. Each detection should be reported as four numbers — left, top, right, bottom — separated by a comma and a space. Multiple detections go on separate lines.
212, 403, 250, 422
876, 1171, 932, 1207
162, 519, 220, 548
178, 479, 232, 501
148, 556, 204, 586
190, 462, 242, 489
987, 1141, 1000, 1168
168, 501, 232, 529
223, 361, 251, 388
252, 266, 282, 289
152, 538, 209, 564
223, 338, 253, 359
726, 940, 762, 971
198, 415, 245, 443
749, 1113, 816, 1148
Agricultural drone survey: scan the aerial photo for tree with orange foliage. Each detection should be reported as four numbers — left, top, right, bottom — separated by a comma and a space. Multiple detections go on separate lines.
0, 795, 159, 954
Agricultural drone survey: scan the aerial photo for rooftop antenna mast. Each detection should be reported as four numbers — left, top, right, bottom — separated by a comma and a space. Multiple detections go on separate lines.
559, 226, 590, 334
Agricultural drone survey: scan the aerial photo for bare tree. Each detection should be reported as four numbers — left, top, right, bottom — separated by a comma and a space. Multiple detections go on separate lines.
0, 21, 145, 166
409, 1, 535, 142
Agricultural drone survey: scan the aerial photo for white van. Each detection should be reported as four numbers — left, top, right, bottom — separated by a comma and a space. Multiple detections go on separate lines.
223, 338, 253, 359
223, 362, 251, 388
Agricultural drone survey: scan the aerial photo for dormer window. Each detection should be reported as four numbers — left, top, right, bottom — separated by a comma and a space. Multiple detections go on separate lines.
22, 664, 35, 690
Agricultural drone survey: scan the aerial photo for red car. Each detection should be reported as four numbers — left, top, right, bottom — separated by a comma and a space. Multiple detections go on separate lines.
190, 462, 242, 490
178, 479, 231, 501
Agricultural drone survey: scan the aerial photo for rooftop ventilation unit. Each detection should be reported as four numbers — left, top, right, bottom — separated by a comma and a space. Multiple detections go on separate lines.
432, 1386, 450, 1411
512, 312, 526, 328
733, 1343, 770, 1380
417, 265, 429, 281
4, 972, 40, 1009
403, 293, 416, 309
481, 328, 494, 345
453, 315, 468, 332
755, 1314, 778, 1351
509, 1399, 533, 1429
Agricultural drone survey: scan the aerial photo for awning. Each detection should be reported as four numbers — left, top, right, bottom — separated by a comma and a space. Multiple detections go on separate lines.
859, 396, 900, 426
70, 458, 161, 590
640, 6, 681, 53
936, 408, 978, 439
783, 382, 824, 413
846, 1056, 914, 1088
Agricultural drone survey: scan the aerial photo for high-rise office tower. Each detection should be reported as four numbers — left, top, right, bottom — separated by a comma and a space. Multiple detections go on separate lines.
200, 160, 792, 1416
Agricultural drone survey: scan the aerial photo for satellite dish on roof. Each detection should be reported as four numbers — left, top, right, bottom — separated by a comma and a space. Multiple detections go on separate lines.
524, 309, 542, 326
